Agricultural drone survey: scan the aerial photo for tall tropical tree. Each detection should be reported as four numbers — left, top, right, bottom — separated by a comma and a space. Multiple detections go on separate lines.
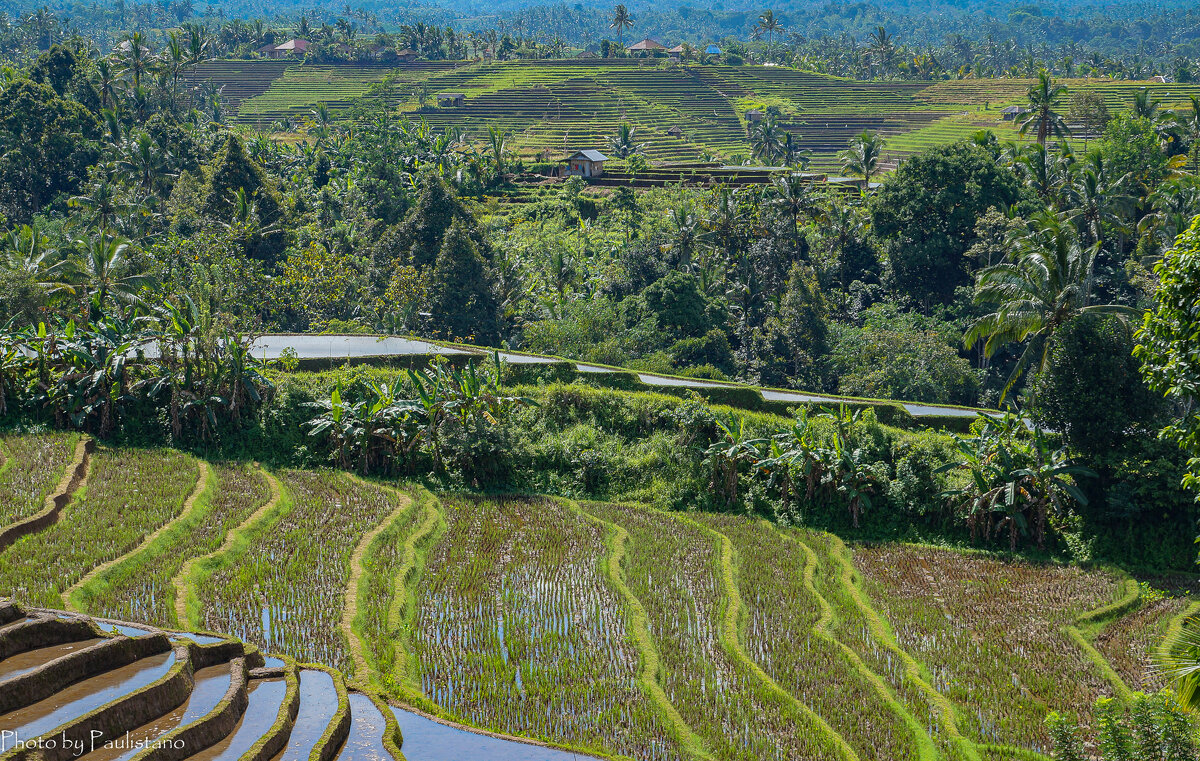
965, 211, 1139, 399
609, 4, 634, 48
54, 232, 154, 319
119, 31, 151, 89
769, 174, 817, 242
839, 129, 886, 190
162, 31, 187, 107
1019, 70, 1069, 146
607, 122, 645, 159
1176, 95, 1200, 173
749, 114, 785, 164
754, 11, 784, 58
868, 26, 897, 75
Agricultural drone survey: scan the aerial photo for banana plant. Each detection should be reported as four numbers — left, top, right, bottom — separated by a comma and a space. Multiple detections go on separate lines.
704, 413, 767, 507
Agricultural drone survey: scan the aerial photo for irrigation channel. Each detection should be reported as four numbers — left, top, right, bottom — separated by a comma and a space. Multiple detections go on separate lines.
248, 334, 984, 420
0, 605, 599, 761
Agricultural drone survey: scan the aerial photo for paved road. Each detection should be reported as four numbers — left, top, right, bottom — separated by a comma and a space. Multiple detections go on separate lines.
252, 335, 985, 420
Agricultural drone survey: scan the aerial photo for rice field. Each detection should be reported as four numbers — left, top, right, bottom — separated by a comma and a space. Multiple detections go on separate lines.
195, 470, 401, 672
580, 501, 850, 761
348, 484, 439, 690
0, 447, 199, 608
0, 433, 78, 525
193, 59, 1200, 170
852, 544, 1126, 752
800, 531, 970, 761
72, 462, 272, 627
692, 513, 929, 761
0, 436, 1190, 761
412, 495, 680, 760
1094, 579, 1198, 692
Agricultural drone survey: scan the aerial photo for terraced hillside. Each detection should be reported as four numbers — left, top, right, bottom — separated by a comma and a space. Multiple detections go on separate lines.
198, 59, 1200, 171
0, 437, 1192, 761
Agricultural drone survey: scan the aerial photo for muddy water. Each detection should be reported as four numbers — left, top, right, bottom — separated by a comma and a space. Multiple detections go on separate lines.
269, 670, 339, 761
81, 662, 234, 761
0, 638, 104, 682
0, 651, 175, 744
187, 678, 286, 761
336, 693, 389, 761
390, 708, 603, 761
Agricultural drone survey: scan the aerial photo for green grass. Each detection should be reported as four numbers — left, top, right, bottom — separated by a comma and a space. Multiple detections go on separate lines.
0, 432, 79, 525
0, 447, 199, 608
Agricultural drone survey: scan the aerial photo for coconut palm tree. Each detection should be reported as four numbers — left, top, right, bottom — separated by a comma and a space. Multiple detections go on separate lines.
161, 31, 187, 107
1066, 154, 1132, 247
769, 174, 817, 242
118, 31, 151, 89
1019, 70, 1070, 146
664, 202, 700, 270
779, 132, 811, 168
965, 211, 1139, 400
754, 11, 784, 58
607, 122, 645, 158
53, 232, 154, 320
487, 125, 510, 177
839, 129, 885, 190
868, 26, 897, 76
1175, 95, 1200, 173
749, 114, 785, 164
610, 4, 634, 48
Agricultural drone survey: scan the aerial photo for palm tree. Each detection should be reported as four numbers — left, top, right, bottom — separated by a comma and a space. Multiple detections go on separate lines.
54, 232, 154, 319
839, 129, 885, 190
664, 202, 699, 270
607, 122, 645, 159
487, 125, 510, 176
1066, 154, 1132, 247
119, 31, 151, 89
769, 174, 817, 242
779, 132, 811, 169
754, 11, 784, 58
749, 114, 784, 164
68, 178, 127, 233
95, 59, 121, 111
965, 211, 1139, 400
610, 4, 634, 48
1176, 96, 1200, 173
1132, 87, 1161, 121
162, 31, 187, 107
868, 26, 896, 75
1019, 70, 1069, 146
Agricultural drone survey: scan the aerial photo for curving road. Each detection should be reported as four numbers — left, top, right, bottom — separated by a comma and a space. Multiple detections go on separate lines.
250, 334, 985, 420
